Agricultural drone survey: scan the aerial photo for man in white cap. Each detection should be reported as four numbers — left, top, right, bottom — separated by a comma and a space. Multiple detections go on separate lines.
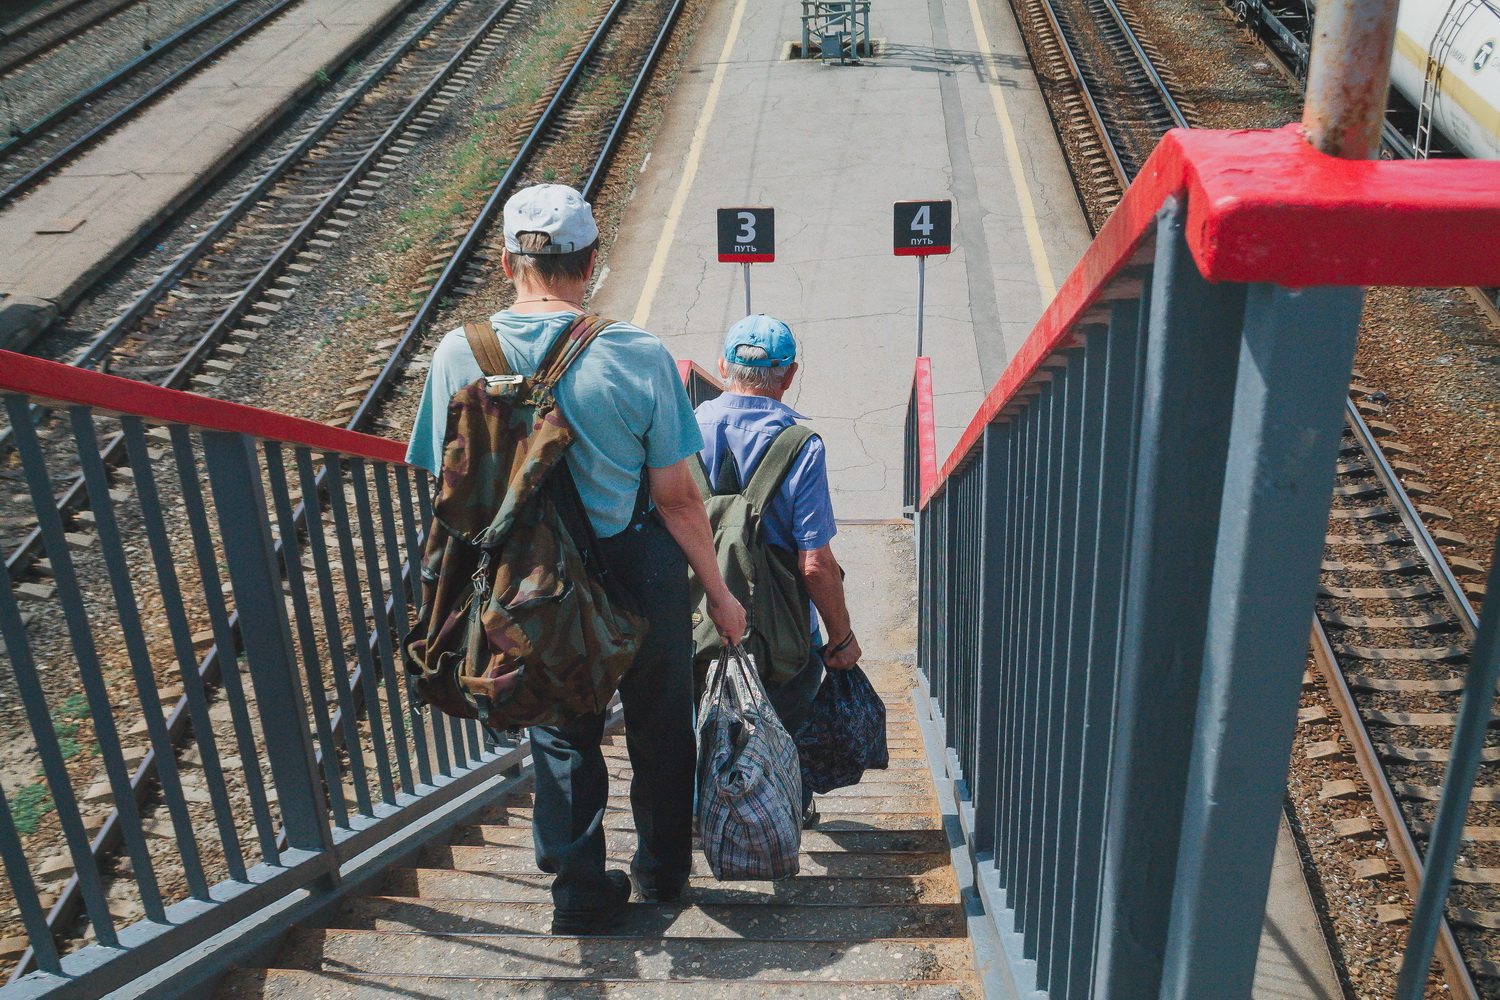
407, 184, 746, 933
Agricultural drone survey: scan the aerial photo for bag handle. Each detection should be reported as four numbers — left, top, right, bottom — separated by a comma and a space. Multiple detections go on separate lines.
464, 322, 512, 377
742, 423, 817, 513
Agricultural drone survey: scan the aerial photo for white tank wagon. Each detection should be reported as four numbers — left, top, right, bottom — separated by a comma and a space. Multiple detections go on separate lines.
1392, 0, 1500, 159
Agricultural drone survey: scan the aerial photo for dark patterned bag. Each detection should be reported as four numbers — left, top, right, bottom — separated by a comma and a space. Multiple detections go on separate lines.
697, 644, 803, 880
402, 315, 645, 733
795, 664, 889, 794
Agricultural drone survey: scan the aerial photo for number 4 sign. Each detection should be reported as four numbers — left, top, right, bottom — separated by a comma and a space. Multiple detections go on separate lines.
893, 200, 952, 356
893, 200, 952, 256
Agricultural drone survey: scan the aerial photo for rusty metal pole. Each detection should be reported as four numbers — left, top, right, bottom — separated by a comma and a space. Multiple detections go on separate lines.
1300, 0, 1400, 157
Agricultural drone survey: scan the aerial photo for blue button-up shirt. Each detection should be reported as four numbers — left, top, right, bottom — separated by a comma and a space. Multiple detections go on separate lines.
694, 393, 836, 554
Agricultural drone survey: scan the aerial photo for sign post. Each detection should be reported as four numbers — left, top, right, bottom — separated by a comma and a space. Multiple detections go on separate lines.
717, 207, 775, 314
893, 200, 952, 356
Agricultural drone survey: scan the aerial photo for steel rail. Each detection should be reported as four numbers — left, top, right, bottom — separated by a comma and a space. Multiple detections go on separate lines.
0, 0, 243, 163
1032, 0, 1130, 190
0, 0, 142, 78
1343, 396, 1480, 635
0, 0, 303, 207
2, 0, 493, 578
1308, 620, 1481, 1000
345, 0, 659, 431
1096, 0, 1190, 129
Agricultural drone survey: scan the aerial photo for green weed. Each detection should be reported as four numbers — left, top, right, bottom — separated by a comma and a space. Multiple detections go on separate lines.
11, 784, 52, 836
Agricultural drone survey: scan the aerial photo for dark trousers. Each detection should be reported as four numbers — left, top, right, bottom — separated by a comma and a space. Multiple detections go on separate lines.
766, 644, 825, 811
529, 516, 695, 912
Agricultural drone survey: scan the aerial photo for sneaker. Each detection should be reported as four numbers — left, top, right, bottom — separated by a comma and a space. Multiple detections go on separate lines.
802, 800, 819, 829
550, 870, 631, 935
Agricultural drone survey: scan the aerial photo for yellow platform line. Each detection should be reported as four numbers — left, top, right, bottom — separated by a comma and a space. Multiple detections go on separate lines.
631, 0, 751, 328
964, 0, 1056, 303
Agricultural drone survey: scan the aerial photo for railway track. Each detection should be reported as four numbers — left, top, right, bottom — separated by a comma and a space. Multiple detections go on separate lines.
0, 0, 305, 207
0, 0, 143, 79
1010, 0, 1193, 211
0, 0, 685, 974
1019, 0, 1496, 994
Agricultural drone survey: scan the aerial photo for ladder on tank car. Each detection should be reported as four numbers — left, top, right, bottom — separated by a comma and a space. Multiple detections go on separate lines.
1416, 0, 1498, 157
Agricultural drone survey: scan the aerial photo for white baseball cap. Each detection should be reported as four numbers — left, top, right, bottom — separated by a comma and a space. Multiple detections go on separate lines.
503, 184, 599, 254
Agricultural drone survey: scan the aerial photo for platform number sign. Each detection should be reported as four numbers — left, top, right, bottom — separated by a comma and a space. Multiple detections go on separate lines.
893, 200, 952, 256
717, 207, 775, 263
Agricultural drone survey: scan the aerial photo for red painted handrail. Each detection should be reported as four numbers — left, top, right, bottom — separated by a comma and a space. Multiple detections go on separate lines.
0, 350, 408, 464
912, 357, 937, 501
677, 358, 724, 389
922, 124, 1500, 509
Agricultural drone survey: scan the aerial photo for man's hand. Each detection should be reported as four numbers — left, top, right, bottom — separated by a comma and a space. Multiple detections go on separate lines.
706, 588, 747, 645
822, 631, 861, 671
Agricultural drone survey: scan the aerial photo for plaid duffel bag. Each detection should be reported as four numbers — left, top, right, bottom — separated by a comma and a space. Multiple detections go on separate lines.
696, 644, 802, 880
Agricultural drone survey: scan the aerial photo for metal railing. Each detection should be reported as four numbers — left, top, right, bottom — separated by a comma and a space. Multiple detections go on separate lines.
905, 125, 1500, 1000
902, 357, 935, 514
678, 359, 726, 409
0, 352, 525, 999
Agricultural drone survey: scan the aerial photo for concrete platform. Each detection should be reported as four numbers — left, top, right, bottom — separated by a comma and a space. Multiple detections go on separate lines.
591, 0, 1094, 519
0, 0, 416, 351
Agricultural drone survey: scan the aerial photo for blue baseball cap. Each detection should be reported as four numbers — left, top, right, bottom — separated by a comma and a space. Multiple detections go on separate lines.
723, 314, 796, 368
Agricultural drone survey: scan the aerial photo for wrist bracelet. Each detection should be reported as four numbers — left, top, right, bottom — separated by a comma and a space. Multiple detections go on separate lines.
823, 631, 855, 657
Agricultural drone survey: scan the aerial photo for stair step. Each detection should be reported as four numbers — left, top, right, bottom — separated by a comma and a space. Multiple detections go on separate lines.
331, 897, 967, 938
380, 870, 961, 904
422, 845, 951, 877
498, 797, 936, 815
476, 806, 941, 831
280, 929, 974, 980
219, 969, 970, 999
453, 826, 948, 854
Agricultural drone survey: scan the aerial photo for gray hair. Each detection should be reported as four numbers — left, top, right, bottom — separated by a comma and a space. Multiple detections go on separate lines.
726, 344, 789, 391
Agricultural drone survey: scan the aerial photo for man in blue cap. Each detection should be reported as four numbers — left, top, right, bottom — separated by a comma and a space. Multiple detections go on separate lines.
694, 314, 862, 827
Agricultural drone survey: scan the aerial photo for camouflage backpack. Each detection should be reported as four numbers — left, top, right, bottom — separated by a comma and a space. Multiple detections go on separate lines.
403, 315, 646, 733
688, 424, 816, 688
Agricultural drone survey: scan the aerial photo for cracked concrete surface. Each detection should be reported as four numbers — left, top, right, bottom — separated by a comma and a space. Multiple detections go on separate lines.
0, 0, 414, 352
591, 0, 1092, 520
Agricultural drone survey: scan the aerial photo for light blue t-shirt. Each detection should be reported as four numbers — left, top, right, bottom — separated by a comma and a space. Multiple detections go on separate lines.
406, 310, 703, 537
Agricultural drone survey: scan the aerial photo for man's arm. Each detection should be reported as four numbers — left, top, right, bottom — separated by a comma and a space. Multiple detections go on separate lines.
649, 459, 747, 643
799, 544, 861, 670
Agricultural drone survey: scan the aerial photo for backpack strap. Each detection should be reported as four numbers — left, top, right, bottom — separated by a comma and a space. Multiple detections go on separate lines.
742, 423, 817, 514
688, 453, 713, 501
536, 313, 616, 388
463, 322, 512, 377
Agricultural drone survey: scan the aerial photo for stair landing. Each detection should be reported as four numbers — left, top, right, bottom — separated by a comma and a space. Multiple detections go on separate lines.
217, 661, 982, 998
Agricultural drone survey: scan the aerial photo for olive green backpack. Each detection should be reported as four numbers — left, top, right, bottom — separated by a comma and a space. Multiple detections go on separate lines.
688, 424, 817, 687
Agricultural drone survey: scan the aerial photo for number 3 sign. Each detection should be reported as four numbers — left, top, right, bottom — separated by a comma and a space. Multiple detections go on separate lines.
893, 200, 952, 256
717, 208, 775, 262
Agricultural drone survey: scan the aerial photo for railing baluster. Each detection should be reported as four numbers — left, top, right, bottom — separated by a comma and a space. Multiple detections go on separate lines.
395, 464, 451, 778
0, 759, 62, 972
201, 431, 335, 860
69, 407, 209, 902
323, 454, 398, 804
349, 461, 415, 794
1159, 282, 1364, 1000
264, 442, 350, 830
1093, 200, 1248, 1000
5, 396, 165, 927
0, 500, 114, 952
120, 417, 248, 880
170, 426, 280, 864
375, 463, 432, 787
293, 448, 375, 817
